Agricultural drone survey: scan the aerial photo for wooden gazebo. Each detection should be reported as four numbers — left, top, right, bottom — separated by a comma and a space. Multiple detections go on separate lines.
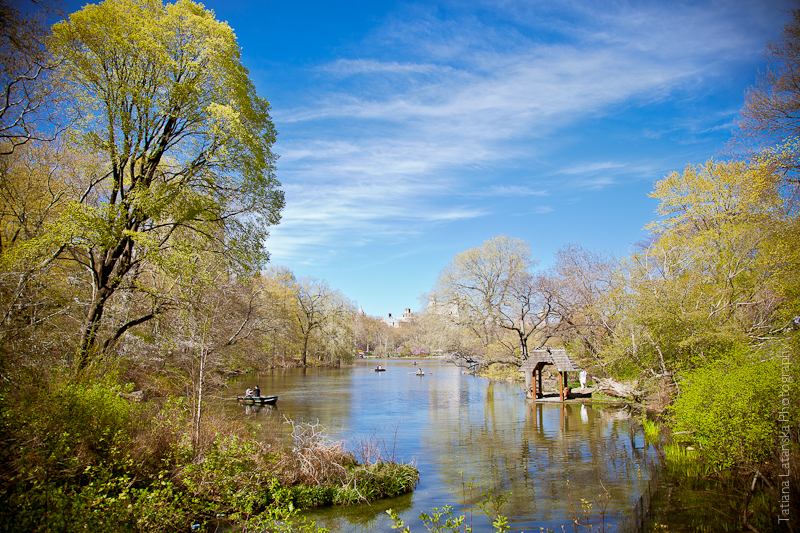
519, 348, 581, 401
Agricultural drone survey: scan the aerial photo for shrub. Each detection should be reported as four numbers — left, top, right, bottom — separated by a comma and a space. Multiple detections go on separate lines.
668, 347, 796, 470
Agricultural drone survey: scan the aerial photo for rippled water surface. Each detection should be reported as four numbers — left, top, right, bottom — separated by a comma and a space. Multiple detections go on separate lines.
220, 359, 658, 532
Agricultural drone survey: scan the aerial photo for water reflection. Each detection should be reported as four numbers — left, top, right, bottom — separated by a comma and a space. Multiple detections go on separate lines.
241, 403, 277, 415
220, 360, 657, 532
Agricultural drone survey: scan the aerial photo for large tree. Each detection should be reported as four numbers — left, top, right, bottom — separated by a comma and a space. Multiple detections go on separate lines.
292, 276, 354, 366
740, 7, 800, 147
544, 243, 618, 362
42, 0, 283, 372
433, 235, 537, 360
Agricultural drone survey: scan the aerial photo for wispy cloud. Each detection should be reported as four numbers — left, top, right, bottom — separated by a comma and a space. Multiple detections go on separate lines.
555, 162, 628, 176
321, 58, 443, 76
266, 0, 792, 266
478, 185, 548, 196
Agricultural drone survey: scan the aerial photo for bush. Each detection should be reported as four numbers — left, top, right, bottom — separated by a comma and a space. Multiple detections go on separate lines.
668, 347, 797, 470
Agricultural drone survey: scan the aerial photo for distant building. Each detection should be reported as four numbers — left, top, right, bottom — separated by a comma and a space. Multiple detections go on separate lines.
383, 308, 415, 328
427, 294, 460, 319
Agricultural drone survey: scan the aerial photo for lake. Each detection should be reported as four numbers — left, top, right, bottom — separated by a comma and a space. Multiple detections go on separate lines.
221, 358, 659, 532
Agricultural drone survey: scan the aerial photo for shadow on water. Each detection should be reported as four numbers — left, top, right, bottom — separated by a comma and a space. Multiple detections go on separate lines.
221, 359, 661, 532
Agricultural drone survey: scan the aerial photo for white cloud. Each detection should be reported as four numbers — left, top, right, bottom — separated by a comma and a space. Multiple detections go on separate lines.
480, 185, 548, 196
265, 0, 793, 265
321, 58, 444, 76
555, 162, 628, 176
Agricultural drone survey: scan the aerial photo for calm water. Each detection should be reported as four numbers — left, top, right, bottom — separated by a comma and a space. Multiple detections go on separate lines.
220, 359, 658, 532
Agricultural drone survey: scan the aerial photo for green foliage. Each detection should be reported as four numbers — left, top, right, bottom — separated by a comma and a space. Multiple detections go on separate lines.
14, 378, 136, 477
668, 347, 795, 470
0, 379, 211, 532
242, 505, 330, 533
41, 0, 284, 367
265, 462, 419, 509
386, 488, 510, 533
594, 157, 797, 381
336, 462, 420, 505
661, 443, 715, 478
641, 417, 660, 445
182, 435, 268, 519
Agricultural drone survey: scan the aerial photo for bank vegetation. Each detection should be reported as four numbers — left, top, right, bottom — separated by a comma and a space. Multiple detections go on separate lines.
0, 1, 416, 531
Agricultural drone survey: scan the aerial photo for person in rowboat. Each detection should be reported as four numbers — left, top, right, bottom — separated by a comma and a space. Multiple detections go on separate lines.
245, 387, 253, 397
253, 385, 260, 397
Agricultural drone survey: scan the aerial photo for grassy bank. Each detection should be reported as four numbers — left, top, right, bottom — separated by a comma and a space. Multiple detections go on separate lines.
0, 373, 419, 533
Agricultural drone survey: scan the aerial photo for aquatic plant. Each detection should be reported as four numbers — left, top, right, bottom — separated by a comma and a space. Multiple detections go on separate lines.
641, 417, 661, 444
386, 495, 510, 533
387, 475, 626, 533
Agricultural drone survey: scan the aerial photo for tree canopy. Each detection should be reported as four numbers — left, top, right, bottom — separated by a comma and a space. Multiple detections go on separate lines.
433, 235, 538, 359
40, 0, 284, 370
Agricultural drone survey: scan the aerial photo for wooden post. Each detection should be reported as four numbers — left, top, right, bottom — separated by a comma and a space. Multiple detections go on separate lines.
524, 369, 533, 399
559, 371, 564, 401
538, 366, 543, 398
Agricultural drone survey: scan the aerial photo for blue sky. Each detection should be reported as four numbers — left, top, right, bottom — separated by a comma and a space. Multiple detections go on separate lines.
66, 0, 798, 317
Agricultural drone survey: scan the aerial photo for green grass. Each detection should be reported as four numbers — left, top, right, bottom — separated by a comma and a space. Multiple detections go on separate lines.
641, 418, 660, 444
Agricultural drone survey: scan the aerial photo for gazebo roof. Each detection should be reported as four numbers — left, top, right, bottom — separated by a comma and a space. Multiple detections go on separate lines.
519, 348, 581, 373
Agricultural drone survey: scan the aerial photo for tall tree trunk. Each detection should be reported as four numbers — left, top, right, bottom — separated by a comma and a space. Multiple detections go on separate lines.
518, 329, 528, 360
76, 237, 135, 373
194, 342, 206, 455
76, 287, 113, 372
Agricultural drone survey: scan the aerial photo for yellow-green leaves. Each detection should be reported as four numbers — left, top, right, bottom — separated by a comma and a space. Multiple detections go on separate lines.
647, 159, 784, 236
43, 0, 282, 367
620, 157, 793, 372
49, 0, 265, 168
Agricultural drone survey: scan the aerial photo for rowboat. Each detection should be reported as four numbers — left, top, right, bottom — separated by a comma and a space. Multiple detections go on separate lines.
374, 367, 386, 372
237, 395, 278, 405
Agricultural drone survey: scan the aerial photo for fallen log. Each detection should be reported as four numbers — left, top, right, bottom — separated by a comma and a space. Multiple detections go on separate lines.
597, 377, 642, 401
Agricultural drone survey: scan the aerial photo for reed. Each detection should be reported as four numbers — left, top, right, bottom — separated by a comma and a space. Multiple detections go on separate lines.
662, 442, 714, 478
641, 417, 660, 444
